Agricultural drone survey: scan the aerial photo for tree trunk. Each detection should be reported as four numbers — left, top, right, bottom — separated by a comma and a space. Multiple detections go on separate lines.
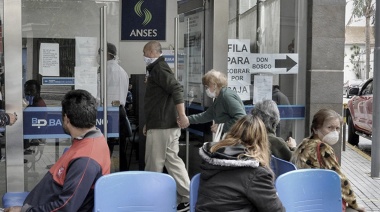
365, 16, 371, 79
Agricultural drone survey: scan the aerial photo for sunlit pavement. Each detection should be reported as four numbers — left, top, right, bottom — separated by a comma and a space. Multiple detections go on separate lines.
341, 95, 380, 211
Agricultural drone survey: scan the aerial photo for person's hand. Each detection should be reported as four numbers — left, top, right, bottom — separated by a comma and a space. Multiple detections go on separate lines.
210, 124, 218, 133
7, 113, 17, 126
143, 125, 147, 136
286, 137, 296, 148
355, 205, 366, 212
177, 115, 189, 129
4, 206, 22, 212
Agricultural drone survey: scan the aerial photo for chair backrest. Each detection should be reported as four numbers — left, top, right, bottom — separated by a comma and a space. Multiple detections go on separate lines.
2, 192, 30, 208
270, 155, 297, 179
190, 173, 201, 212
275, 169, 342, 212
94, 171, 177, 212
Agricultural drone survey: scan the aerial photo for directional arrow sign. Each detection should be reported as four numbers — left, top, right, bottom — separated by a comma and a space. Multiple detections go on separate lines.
250, 54, 298, 74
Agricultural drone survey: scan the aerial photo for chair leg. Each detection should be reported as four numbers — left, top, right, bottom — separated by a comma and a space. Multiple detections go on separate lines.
127, 130, 138, 170
127, 142, 133, 170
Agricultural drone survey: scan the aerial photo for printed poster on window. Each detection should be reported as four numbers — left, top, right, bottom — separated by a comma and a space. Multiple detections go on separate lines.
75, 67, 98, 98
75, 37, 98, 67
253, 75, 273, 104
39, 43, 59, 76
228, 39, 251, 101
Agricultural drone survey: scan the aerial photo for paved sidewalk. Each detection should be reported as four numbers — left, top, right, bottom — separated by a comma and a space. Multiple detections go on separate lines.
341, 144, 380, 211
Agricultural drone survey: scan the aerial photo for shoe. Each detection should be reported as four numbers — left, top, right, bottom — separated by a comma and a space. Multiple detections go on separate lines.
177, 202, 190, 212
30, 139, 41, 146
24, 149, 35, 155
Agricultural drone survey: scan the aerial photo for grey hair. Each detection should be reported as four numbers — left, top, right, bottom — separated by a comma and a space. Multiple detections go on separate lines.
250, 99, 280, 134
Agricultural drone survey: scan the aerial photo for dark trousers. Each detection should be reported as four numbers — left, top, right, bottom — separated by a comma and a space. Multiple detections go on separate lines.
107, 105, 127, 171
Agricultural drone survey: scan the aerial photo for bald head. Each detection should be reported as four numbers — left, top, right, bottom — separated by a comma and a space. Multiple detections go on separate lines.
143, 41, 162, 58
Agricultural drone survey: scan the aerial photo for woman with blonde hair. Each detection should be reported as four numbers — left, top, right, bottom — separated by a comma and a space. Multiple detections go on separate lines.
184, 69, 246, 134
196, 114, 285, 211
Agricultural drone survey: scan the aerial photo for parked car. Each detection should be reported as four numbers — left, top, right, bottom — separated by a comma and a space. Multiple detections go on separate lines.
343, 79, 364, 98
346, 78, 373, 146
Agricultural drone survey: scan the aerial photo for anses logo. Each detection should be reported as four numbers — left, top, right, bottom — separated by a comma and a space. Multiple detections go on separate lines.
134, 0, 152, 26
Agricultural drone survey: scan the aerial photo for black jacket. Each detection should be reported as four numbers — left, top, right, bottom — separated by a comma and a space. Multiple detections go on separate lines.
144, 56, 184, 130
196, 142, 285, 212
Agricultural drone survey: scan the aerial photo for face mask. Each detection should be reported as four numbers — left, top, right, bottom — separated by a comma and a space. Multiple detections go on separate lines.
321, 131, 339, 145
25, 95, 34, 106
205, 88, 216, 98
144, 57, 158, 66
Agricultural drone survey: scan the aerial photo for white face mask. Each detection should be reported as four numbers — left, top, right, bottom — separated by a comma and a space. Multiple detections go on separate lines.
205, 88, 216, 98
144, 57, 158, 66
320, 131, 339, 145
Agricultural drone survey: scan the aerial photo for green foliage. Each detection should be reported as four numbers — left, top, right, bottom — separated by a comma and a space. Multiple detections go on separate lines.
352, 0, 375, 18
351, 0, 375, 78
349, 45, 363, 78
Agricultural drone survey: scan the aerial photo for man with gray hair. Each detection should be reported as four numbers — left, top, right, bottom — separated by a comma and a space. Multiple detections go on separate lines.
251, 99, 296, 161
142, 40, 190, 212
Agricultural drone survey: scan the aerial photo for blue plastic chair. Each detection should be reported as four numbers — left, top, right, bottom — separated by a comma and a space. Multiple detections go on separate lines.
270, 155, 297, 179
275, 169, 342, 212
190, 173, 200, 212
2, 192, 29, 208
94, 171, 177, 212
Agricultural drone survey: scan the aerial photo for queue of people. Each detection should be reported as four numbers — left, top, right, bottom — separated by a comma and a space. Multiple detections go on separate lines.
0, 40, 365, 212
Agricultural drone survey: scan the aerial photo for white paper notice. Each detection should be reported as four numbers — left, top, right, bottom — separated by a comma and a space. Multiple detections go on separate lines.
228, 39, 251, 101
75, 67, 98, 98
253, 75, 273, 104
39, 43, 59, 76
75, 37, 98, 67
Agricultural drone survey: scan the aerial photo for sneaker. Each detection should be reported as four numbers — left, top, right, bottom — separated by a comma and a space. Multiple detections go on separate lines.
24, 149, 35, 155
177, 202, 190, 212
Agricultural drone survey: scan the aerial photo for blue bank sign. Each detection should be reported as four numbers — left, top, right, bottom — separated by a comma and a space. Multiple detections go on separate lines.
121, 0, 166, 40
23, 107, 119, 139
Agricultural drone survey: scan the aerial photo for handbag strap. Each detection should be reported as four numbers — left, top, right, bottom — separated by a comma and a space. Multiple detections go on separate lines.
316, 142, 325, 168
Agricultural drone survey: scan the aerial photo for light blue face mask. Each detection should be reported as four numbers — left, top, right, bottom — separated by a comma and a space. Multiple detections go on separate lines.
25, 95, 34, 105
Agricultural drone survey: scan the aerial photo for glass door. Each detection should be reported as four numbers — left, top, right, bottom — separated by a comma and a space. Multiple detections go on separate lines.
176, 5, 206, 177
0, 0, 122, 193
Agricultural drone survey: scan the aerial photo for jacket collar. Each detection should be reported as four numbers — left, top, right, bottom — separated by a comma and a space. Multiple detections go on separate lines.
199, 142, 260, 168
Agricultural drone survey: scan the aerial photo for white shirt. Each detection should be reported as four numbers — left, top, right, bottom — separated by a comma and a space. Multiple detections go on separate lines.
105, 59, 129, 106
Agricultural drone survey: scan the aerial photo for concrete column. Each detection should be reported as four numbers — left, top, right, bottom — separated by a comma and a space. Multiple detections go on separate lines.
306, 0, 346, 163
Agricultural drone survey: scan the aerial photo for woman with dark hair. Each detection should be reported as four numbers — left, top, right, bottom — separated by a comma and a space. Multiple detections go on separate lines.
291, 109, 365, 212
23, 79, 46, 151
196, 114, 285, 212
24, 79, 46, 107
251, 99, 295, 161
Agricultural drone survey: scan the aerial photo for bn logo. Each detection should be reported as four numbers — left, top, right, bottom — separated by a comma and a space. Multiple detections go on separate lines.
31, 118, 62, 128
